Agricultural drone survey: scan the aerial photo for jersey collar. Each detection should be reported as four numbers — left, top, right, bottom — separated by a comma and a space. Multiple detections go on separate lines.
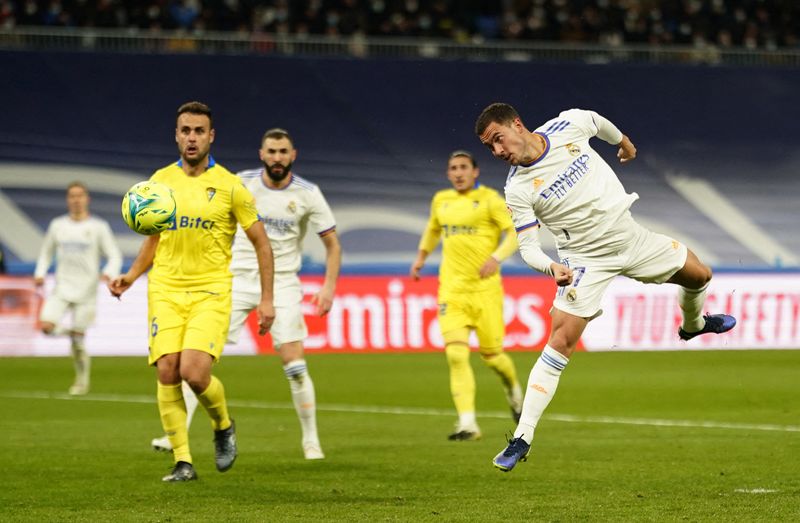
519, 132, 550, 168
176, 154, 216, 170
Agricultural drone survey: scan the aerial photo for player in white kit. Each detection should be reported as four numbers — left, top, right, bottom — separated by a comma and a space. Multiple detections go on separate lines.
151, 128, 341, 460
474, 103, 737, 472
34, 182, 122, 395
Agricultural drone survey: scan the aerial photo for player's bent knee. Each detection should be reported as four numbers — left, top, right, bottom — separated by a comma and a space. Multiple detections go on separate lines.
478, 347, 503, 362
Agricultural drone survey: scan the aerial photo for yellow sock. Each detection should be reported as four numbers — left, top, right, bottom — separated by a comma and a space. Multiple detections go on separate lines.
445, 343, 475, 415
481, 351, 519, 391
157, 382, 191, 464
197, 375, 231, 431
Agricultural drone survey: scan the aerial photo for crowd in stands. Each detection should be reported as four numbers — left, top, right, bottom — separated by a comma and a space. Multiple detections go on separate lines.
1, 1, 798, 49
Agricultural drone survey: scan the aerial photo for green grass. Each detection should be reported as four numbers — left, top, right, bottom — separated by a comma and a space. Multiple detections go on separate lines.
1, 351, 799, 522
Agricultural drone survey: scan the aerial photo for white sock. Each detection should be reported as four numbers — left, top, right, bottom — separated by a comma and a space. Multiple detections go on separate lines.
284, 360, 319, 444
181, 381, 199, 430
679, 283, 709, 333
70, 334, 90, 386
458, 412, 477, 429
514, 345, 569, 444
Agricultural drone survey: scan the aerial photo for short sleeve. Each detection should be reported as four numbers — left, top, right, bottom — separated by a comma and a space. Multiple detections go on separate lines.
505, 183, 539, 234
231, 180, 259, 230
309, 186, 337, 235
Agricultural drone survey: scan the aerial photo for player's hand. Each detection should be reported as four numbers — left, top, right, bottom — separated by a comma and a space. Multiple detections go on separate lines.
256, 300, 275, 336
409, 259, 425, 281
108, 274, 135, 299
311, 286, 335, 316
551, 263, 574, 287
479, 256, 500, 278
34, 277, 44, 287
617, 135, 637, 163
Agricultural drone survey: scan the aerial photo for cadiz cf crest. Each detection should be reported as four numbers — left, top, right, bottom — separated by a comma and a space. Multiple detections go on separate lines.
567, 143, 581, 156
206, 187, 216, 201
287, 200, 297, 214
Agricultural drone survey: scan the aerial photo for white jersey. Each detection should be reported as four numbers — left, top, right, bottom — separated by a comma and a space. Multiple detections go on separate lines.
504, 109, 639, 257
34, 215, 123, 303
230, 170, 336, 274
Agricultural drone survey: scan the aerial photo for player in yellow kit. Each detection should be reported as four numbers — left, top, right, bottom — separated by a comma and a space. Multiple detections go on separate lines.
411, 150, 521, 440
109, 101, 275, 482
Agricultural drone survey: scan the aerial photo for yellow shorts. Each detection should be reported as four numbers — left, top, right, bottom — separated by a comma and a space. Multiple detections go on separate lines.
147, 288, 231, 366
438, 285, 505, 349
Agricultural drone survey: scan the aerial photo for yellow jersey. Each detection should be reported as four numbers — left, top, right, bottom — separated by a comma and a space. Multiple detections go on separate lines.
148, 157, 259, 293
419, 184, 516, 293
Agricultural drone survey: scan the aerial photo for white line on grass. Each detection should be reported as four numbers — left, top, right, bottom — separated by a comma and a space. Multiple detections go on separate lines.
4, 390, 799, 434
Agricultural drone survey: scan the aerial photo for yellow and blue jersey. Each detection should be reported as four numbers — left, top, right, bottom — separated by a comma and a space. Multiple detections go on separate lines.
419, 184, 515, 293
148, 156, 259, 293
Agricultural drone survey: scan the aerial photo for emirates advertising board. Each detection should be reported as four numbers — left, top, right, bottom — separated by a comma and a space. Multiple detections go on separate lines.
1, 273, 798, 357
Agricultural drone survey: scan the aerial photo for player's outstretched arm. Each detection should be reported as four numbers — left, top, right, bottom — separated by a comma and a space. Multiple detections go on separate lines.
109, 234, 159, 298
312, 231, 341, 316
244, 221, 275, 335
617, 134, 637, 163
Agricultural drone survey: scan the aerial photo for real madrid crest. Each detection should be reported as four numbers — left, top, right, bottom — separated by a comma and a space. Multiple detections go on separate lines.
566, 288, 578, 303
287, 200, 297, 213
566, 143, 581, 156
533, 178, 544, 189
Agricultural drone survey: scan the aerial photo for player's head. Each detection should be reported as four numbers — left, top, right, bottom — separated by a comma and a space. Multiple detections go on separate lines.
475, 102, 530, 166
447, 150, 479, 194
259, 128, 296, 183
175, 101, 215, 167
66, 181, 89, 218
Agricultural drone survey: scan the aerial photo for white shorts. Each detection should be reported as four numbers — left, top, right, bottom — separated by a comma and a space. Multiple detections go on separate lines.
553, 219, 687, 320
39, 295, 96, 332
228, 271, 307, 348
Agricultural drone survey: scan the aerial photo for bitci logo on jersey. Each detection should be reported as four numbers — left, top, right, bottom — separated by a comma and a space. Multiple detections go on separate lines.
168, 216, 216, 230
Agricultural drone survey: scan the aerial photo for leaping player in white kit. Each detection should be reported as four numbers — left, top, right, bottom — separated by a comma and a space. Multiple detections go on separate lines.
34, 182, 123, 395
474, 103, 736, 472
151, 128, 341, 460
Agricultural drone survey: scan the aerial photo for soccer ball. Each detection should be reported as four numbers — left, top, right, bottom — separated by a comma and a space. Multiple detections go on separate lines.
121, 181, 176, 235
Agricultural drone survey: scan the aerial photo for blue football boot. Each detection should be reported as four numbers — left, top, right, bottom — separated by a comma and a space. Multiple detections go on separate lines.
679, 314, 737, 341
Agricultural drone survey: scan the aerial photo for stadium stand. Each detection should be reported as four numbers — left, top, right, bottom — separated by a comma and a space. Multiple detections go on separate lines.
1, 0, 798, 49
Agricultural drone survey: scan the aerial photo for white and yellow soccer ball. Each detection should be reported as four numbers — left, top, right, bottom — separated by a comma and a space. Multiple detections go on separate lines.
121, 180, 176, 235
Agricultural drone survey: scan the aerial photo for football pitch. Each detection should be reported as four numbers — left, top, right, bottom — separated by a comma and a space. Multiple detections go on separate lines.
1, 350, 798, 522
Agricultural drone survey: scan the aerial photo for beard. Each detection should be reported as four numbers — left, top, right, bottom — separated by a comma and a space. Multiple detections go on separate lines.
265, 161, 292, 182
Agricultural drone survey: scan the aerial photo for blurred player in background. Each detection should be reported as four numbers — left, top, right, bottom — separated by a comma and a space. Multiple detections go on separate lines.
475, 102, 736, 471
109, 101, 275, 482
34, 182, 122, 395
151, 127, 340, 460
410, 150, 521, 441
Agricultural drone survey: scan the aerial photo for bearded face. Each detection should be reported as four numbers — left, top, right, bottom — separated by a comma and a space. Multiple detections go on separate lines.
259, 136, 297, 185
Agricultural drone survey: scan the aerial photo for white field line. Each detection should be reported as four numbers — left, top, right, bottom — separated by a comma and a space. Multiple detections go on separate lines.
3, 390, 800, 434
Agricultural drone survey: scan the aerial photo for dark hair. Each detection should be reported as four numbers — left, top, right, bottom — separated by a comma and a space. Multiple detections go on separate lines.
177, 101, 213, 128
66, 181, 88, 194
448, 150, 477, 167
261, 127, 293, 147
474, 103, 520, 135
